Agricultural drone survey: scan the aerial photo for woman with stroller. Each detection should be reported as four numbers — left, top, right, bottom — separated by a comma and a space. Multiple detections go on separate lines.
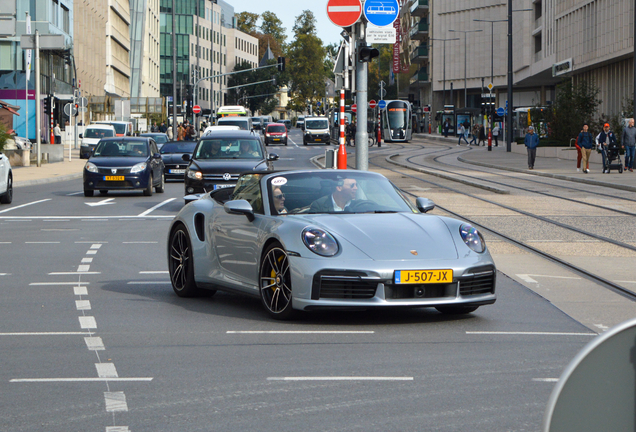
577, 124, 594, 173
596, 123, 617, 173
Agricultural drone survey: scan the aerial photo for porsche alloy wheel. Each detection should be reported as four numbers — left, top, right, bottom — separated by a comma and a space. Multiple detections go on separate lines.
169, 225, 206, 297
260, 244, 295, 319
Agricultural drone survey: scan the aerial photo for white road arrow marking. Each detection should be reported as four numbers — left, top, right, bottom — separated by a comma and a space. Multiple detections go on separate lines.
85, 198, 115, 207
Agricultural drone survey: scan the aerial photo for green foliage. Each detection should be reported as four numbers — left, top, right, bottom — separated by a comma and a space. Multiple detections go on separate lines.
0, 122, 10, 153
261, 11, 287, 49
236, 12, 259, 34
543, 79, 601, 143
286, 32, 327, 113
292, 10, 317, 36
227, 60, 281, 114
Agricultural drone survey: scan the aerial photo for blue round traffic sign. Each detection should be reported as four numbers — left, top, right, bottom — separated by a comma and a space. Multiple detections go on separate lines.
363, 0, 399, 27
378, 100, 387, 109
496, 107, 505, 117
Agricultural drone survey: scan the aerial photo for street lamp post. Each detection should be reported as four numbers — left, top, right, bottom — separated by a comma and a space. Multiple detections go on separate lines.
429, 37, 459, 107
449, 29, 482, 109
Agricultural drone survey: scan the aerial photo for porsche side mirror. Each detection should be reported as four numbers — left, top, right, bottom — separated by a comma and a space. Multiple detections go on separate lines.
268, 153, 279, 161
416, 197, 435, 213
224, 199, 255, 221
182, 153, 191, 162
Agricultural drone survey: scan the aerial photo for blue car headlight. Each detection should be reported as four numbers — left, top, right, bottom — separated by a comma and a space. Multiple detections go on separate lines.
85, 162, 98, 173
302, 228, 339, 257
459, 224, 486, 253
130, 162, 147, 174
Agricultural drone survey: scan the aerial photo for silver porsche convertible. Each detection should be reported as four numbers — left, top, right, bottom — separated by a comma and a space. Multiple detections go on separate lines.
167, 170, 496, 319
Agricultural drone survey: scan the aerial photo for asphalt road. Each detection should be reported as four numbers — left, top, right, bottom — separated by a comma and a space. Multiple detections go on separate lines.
0, 134, 596, 431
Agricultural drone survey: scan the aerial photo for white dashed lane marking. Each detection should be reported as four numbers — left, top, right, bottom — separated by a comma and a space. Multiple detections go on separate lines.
104, 392, 128, 412
10, 378, 152, 383
81, 258, 93, 263
75, 300, 91, 310
0, 199, 51, 214
74, 286, 88, 295
30, 282, 90, 286
227, 331, 375, 334
96, 363, 118, 378
268, 377, 413, 381
78, 316, 97, 329
85, 337, 105, 350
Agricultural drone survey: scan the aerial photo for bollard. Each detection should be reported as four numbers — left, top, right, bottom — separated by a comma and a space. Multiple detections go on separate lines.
488, 129, 492, 151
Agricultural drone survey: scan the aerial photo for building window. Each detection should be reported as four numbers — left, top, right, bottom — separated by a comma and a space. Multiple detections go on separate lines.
534, 34, 542, 53
62, 5, 69, 34
51, 0, 58, 27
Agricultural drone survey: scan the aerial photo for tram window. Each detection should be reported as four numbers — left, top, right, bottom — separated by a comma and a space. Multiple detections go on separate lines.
388, 108, 408, 128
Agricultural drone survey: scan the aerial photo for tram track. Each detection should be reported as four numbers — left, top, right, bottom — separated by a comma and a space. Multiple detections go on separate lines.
363, 143, 636, 303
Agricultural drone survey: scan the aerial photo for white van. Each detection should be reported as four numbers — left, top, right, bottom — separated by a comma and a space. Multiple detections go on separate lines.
303, 117, 331, 145
95, 120, 133, 137
80, 124, 116, 159
217, 117, 253, 131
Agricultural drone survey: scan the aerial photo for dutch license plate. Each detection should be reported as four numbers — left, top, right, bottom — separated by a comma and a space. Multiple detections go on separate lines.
104, 176, 125, 181
315, 138, 321, 142
214, 184, 235, 190
394, 269, 453, 284
273, 138, 280, 141
169, 169, 185, 174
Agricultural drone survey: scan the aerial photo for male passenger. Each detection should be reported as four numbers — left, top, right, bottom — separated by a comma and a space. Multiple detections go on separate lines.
309, 178, 358, 213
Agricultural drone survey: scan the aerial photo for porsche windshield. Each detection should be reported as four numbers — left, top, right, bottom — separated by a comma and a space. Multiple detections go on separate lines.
266, 172, 417, 215
194, 138, 263, 160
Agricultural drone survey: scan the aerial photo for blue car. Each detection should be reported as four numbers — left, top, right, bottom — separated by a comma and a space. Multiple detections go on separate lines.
83, 137, 165, 197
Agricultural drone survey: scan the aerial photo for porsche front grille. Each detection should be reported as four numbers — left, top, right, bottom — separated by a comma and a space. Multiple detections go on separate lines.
458, 266, 496, 296
312, 271, 379, 299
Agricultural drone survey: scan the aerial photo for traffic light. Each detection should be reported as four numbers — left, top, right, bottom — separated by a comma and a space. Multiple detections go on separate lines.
74, 102, 79, 117
43, 97, 50, 115
358, 43, 379, 63
277, 56, 285, 72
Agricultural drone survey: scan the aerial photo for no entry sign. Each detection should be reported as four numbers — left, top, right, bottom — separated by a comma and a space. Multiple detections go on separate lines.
351, 104, 357, 113
192, 105, 201, 114
368, 100, 377, 109
327, 0, 362, 28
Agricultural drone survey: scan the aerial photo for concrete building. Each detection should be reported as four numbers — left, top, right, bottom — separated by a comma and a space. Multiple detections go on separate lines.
105, 0, 131, 97
159, 0, 258, 120
74, 0, 108, 99
416, 0, 634, 128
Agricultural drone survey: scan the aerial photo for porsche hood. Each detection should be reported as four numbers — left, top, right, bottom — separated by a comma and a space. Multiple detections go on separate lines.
302, 213, 459, 260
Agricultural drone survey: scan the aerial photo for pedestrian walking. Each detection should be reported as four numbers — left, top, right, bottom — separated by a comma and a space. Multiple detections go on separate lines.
53, 123, 62, 144
478, 124, 486, 146
177, 123, 185, 141
621, 118, 636, 172
596, 123, 617, 173
524, 126, 539, 169
457, 122, 469, 146
577, 124, 594, 173
469, 124, 479, 146
166, 125, 173, 140
492, 124, 500, 147
151, 122, 159, 132
160, 121, 167, 133
443, 119, 450, 138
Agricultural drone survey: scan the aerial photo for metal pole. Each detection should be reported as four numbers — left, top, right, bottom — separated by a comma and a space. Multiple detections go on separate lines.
443, 40, 446, 105
355, 23, 368, 171
35, 30, 41, 167
506, 0, 513, 152
172, 0, 177, 131
464, 32, 467, 108
195, 0, 199, 135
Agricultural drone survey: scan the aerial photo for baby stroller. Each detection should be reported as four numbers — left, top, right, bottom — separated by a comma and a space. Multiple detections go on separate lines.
604, 142, 623, 173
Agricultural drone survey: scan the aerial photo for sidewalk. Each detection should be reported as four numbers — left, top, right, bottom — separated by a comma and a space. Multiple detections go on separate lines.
12, 148, 85, 187
415, 132, 636, 193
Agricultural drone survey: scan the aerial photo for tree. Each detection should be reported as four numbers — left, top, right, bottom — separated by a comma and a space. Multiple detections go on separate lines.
227, 60, 282, 115
543, 79, 601, 144
286, 31, 327, 113
292, 10, 317, 36
236, 12, 259, 34
261, 11, 286, 49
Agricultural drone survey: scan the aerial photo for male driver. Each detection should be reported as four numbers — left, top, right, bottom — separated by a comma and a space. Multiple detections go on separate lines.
309, 178, 358, 213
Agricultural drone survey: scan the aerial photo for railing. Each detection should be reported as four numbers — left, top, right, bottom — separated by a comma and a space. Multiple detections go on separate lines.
410, 0, 429, 14
410, 45, 429, 61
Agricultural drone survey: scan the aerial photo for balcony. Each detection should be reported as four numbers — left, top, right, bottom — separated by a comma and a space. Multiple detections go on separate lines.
409, 69, 429, 87
409, 20, 428, 40
410, 0, 429, 17
410, 45, 428, 63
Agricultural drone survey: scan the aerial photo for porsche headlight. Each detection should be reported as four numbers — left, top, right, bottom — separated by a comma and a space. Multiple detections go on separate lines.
459, 224, 486, 253
302, 228, 339, 257
85, 162, 98, 173
130, 162, 147, 174
187, 169, 203, 180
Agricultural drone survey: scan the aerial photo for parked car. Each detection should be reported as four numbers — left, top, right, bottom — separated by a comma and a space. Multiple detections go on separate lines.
263, 123, 288, 145
140, 132, 170, 149
167, 170, 497, 319
160, 140, 197, 180
182, 130, 278, 197
83, 137, 165, 197
0, 150, 13, 204
296, 116, 305, 129
80, 124, 116, 159
303, 116, 331, 145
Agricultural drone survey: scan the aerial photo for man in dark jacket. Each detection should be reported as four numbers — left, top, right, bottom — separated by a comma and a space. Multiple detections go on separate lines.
309, 178, 358, 213
524, 126, 540, 169
577, 124, 594, 173
596, 123, 617, 173
621, 118, 636, 172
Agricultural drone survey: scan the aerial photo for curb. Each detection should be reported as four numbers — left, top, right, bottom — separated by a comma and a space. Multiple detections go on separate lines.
386, 154, 510, 195
14, 172, 83, 188
456, 156, 636, 193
